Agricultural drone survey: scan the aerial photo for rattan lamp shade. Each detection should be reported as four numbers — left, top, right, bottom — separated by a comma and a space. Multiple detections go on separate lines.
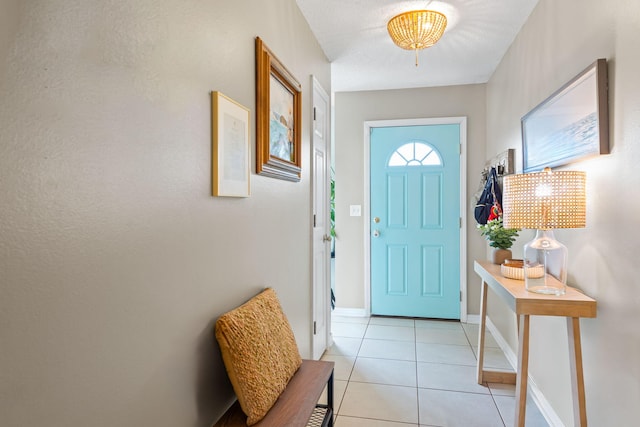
503, 168, 586, 230
387, 10, 447, 51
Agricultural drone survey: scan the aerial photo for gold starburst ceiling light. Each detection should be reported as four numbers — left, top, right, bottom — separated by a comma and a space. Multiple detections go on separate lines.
387, 10, 447, 66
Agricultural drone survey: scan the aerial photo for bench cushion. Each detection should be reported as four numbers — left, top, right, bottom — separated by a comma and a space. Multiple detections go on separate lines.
215, 288, 302, 425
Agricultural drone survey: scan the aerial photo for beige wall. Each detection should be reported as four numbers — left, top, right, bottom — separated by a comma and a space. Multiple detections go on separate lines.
0, 1, 330, 426
0, 0, 21, 83
486, 0, 640, 425
333, 85, 487, 314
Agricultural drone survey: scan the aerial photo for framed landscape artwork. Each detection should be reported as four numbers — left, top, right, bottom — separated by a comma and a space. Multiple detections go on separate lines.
255, 37, 302, 182
522, 58, 609, 172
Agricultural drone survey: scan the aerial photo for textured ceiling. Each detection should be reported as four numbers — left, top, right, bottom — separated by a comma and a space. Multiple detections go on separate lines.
296, 0, 540, 92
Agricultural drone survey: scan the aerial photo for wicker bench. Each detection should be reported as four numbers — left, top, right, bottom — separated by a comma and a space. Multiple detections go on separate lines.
213, 288, 334, 427
214, 359, 334, 427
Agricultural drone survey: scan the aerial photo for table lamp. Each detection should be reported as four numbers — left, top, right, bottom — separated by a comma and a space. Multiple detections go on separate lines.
502, 167, 586, 295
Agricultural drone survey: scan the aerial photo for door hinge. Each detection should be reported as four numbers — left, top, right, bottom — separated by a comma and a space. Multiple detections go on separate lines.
459, 144, 462, 155
313, 321, 317, 335
313, 107, 316, 121
313, 214, 316, 227
459, 217, 462, 228
460, 291, 463, 301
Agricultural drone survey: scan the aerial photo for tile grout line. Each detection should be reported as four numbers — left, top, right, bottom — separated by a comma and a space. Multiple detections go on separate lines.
332, 317, 524, 426
334, 317, 369, 420
414, 322, 421, 426
487, 383, 508, 427
339, 317, 369, 415
465, 323, 510, 427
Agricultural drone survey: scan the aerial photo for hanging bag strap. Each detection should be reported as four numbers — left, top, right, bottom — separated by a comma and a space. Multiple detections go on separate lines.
488, 168, 503, 221
474, 168, 495, 225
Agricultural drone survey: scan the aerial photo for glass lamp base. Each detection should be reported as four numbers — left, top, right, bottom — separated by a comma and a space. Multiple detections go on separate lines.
523, 230, 568, 295
526, 284, 566, 296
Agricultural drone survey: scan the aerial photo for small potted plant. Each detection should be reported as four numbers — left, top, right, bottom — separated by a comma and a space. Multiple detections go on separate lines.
477, 217, 520, 264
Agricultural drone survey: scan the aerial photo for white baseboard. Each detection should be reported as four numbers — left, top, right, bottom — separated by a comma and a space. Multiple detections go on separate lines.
332, 307, 368, 317
465, 314, 480, 324
484, 317, 565, 427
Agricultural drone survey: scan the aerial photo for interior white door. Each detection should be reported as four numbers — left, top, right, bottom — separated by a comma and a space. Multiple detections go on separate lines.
311, 77, 331, 360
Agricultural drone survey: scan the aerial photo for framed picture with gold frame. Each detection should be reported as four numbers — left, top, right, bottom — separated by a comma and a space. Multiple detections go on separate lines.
255, 37, 302, 182
211, 91, 251, 197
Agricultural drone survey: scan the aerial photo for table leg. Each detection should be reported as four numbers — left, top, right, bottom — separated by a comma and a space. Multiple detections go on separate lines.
515, 314, 530, 427
328, 369, 334, 427
567, 317, 587, 426
476, 280, 488, 385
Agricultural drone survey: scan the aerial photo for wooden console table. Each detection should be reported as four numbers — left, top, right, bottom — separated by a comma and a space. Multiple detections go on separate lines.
474, 260, 596, 427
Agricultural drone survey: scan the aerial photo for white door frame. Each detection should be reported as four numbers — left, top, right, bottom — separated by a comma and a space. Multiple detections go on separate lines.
363, 117, 468, 322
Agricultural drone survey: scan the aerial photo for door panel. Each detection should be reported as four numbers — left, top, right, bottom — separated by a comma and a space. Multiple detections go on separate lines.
422, 175, 442, 227
387, 245, 408, 295
370, 124, 460, 319
422, 245, 443, 296
312, 78, 330, 359
387, 174, 407, 227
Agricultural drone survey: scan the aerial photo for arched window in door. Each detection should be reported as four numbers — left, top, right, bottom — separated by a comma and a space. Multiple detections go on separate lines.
388, 141, 443, 167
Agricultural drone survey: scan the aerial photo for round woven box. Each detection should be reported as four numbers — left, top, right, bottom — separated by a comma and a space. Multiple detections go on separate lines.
500, 264, 525, 280
500, 260, 544, 280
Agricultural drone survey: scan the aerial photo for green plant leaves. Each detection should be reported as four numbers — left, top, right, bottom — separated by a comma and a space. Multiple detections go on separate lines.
477, 217, 519, 250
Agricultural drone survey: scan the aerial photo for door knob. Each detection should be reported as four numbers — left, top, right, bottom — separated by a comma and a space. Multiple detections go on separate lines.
373, 217, 380, 223
323, 234, 332, 242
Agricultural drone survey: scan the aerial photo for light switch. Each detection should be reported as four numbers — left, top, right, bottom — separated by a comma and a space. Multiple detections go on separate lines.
349, 205, 362, 216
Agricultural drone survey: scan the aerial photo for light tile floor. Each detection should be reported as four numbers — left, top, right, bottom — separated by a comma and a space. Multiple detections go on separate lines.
322, 315, 549, 427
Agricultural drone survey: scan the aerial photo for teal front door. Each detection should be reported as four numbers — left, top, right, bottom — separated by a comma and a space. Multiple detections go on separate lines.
370, 124, 460, 319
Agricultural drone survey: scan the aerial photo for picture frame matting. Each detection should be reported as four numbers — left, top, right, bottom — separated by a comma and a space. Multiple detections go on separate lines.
211, 91, 251, 197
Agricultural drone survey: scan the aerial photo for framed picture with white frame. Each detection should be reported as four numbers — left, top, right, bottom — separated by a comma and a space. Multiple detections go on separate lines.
211, 91, 251, 197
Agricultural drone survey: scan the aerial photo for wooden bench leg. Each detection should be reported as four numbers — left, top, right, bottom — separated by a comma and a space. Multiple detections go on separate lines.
327, 370, 334, 427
